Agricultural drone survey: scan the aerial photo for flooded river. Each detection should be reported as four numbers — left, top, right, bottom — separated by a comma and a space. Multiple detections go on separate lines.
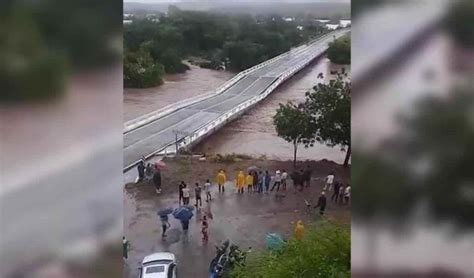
124, 64, 234, 122
194, 57, 350, 164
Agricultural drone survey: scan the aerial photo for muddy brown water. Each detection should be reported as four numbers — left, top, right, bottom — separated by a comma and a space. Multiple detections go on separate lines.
124, 64, 234, 122
194, 57, 350, 164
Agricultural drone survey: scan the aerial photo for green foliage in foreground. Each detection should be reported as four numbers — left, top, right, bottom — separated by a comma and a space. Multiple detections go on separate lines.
230, 222, 350, 278
446, 0, 474, 48
327, 36, 351, 65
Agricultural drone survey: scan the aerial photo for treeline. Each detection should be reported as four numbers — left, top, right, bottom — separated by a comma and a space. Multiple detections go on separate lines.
327, 35, 351, 65
124, 6, 330, 88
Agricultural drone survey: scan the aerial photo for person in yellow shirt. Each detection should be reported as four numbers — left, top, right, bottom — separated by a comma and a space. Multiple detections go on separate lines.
294, 220, 305, 240
246, 172, 254, 193
216, 169, 226, 193
235, 170, 245, 194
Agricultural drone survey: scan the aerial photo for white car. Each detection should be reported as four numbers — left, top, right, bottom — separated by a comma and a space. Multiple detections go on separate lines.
139, 252, 177, 278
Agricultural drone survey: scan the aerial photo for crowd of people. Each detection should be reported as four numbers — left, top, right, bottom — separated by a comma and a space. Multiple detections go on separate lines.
135, 162, 351, 243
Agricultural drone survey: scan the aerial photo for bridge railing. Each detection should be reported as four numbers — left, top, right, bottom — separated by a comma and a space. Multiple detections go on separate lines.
123, 31, 340, 134
165, 30, 348, 154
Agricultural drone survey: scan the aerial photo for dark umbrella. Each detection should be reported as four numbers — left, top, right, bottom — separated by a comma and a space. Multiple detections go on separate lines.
247, 166, 259, 172
181, 205, 195, 212
173, 207, 194, 221
157, 207, 173, 217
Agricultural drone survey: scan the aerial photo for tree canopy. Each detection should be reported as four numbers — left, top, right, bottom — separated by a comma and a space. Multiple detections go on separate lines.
327, 35, 351, 65
305, 75, 351, 166
446, 0, 474, 48
273, 102, 314, 167
124, 7, 330, 88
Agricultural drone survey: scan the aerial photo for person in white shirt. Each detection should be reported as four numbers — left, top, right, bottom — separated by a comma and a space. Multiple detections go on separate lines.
325, 171, 335, 191
344, 184, 351, 205
271, 170, 282, 192
204, 179, 212, 202
281, 170, 288, 191
182, 185, 190, 205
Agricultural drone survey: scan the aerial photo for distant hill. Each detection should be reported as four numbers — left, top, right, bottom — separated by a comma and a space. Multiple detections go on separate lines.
124, 1, 351, 19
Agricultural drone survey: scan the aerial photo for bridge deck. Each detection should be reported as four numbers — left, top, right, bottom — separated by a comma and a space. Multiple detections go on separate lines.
124, 31, 347, 168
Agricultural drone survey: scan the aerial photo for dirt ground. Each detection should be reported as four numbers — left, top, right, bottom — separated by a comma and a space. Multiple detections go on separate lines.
124, 156, 350, 278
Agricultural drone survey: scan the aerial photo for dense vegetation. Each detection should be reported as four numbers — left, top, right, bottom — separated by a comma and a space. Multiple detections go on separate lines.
327, 35, 351, 65
274, 75, 351, 167
230, 222, 350, 278
1, 0, 121, 102
446, 0, 474, 48
124, 6, 330, 88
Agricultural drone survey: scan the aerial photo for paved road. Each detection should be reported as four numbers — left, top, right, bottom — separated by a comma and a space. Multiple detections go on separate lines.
124, 30, 349, 168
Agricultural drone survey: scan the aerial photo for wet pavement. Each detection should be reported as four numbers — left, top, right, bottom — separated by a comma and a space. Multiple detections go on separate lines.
194, 57, 351, 164
124, 159, 350, 278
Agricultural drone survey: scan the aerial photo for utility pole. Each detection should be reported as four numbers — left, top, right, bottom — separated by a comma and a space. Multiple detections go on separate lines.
172, 129, 192, 155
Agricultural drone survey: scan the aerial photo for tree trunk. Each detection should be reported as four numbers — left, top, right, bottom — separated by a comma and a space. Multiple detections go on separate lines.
293, 140, 298, 170
343, 145, 351, 167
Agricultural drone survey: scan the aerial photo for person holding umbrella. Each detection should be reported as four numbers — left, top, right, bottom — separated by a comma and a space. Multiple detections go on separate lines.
173, 206, 194, 232
153, 168, 162, 194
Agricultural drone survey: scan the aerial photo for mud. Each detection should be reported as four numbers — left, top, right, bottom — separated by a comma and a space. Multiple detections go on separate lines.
124, 157, 350, 278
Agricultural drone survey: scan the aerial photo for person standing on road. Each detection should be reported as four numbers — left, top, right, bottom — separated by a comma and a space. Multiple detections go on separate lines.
178, 181, 186, 205
246, 172, 254, 193
291, 170, 302, 192
204, 179, 212, 202
252, 171, 258, 192
194, 182, 202, 208
123, 236, 130, 260
314, 191, 327, 216
181, 219, 189, 232
236, 170, 245, 194
331, 181, 341, 203
264, 170, 271, 193
201, 215, 209, 242
217, 169, 226, 193
339, 184, 346, 204
136, 161, 145, 183
324, 171, 335, 191
303, 165, 312, 188
344, 184, 351, 205
153, 169, 162, 194
294, 220, 305, 240
160, 215, 171, 238
145, 163, 154, 180
258, 171, 264, 193
271, 170, 282, 192
182, 184, 190, 205
281, 170, 288, 191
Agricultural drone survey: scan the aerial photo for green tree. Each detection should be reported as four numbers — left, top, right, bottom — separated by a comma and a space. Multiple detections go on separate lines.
231, 222, 350, 278
123, 49, 164, 88
327, 36, 351, 65
446, 0, 474, 48
305, 75, 351, 167
273, 102, 314, 168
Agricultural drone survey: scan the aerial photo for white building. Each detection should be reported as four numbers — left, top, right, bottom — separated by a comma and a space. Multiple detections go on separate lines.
326, 24, 340, 30
123, 20, 133, 25
283, 17, 294, 22
340, 20, 351, 28
296, 25, 304, 31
